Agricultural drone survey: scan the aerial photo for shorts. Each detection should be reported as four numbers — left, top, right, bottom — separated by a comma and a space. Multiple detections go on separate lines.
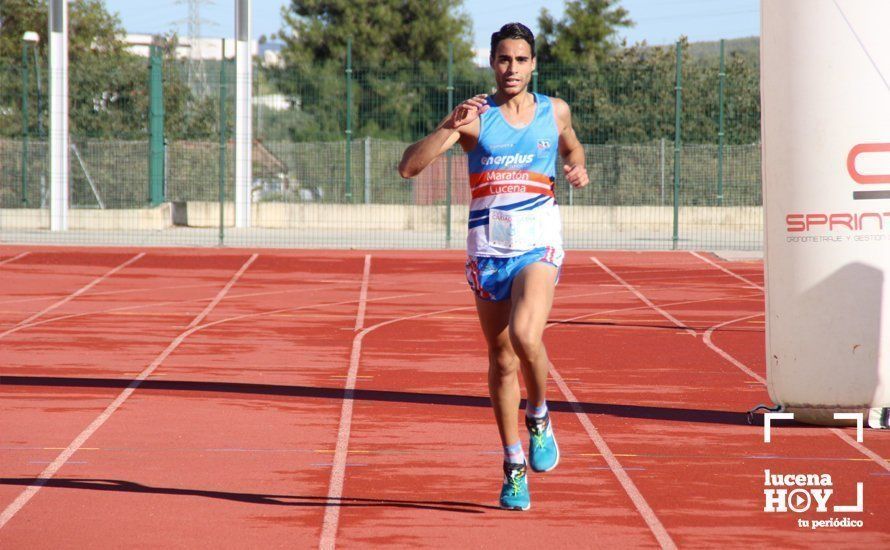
465, 246, 564, 302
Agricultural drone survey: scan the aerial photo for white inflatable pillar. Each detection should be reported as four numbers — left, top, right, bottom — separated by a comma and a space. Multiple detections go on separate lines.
762, 0, 890, 427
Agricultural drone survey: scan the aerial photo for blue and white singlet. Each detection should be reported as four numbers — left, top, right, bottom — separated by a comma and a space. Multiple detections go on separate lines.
466, 93, 563, 259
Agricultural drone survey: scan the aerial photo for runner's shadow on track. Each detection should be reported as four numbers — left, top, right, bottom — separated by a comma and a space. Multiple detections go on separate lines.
3, 375, 775, 427
0, 478, 500, 513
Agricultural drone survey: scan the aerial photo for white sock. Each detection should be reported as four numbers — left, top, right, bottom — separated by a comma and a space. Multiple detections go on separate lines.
526, 400, 548, 419
504, 441, 525, 464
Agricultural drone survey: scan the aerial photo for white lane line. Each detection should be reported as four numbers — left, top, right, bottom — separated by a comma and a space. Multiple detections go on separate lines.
320, 255, 378, 550
0, 281, 220, 307
1, 275, 380, 340
0, 252, 29, 267
591, 257, 697, 337
320, 299, 474, 550
319, 284, 696, 550
691, 255, 890, 473
544, 292, 681, 549
0, 253, 145, 338
6, 283, 731, 344
702, 314, 767, 385
0, 267, 453, 318
353, 255, 371, 332
187, 287, 692, 353
548, 366, 678, 550
0, 254, 257, 530
185, 255, 258, 330
12, 287, 437, 343
830, 429, 890, 473
688, 251, 764, 291
0, 278, 747, 543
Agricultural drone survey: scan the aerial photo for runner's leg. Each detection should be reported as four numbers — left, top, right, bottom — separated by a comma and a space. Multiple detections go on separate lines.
475, 297, 521, 447
509, 262, 558, 409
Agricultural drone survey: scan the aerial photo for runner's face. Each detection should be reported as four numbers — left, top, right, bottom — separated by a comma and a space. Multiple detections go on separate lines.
491, 39, 536, 95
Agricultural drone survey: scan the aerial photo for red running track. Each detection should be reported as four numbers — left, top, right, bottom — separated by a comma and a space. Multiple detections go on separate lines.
0, 246, 888, 548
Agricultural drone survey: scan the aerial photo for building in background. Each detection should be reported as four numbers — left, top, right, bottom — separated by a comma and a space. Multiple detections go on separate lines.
122, 34, 283, 65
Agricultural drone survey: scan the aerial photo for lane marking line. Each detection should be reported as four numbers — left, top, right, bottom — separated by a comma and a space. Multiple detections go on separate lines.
354, 255, 371, 332
185, 256, 258, 329
0, 253, 145, 338
7, 278, 732, 345
322, 280, 691, 550
690, 254, 890, 473
102, 280, 741, 548
318, 304, 471, 550
703, 314, 766, 385
1, 280, 420, 341
834, 413, 865, 443
544, 306, 678, 549
0, 254, 257, 530
688, 252, 764, 291
0, 252, 29, 267
0, 264, 753, 546
0, 281, 220, 307
321, 254, 372, 550
591, 257, 697, 337
548, 366, 678, 550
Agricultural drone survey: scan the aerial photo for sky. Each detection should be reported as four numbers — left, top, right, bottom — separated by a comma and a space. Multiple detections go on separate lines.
106, 0, 759, 50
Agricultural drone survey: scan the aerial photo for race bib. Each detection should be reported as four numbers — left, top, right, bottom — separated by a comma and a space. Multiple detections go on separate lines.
489, 209, 541, 250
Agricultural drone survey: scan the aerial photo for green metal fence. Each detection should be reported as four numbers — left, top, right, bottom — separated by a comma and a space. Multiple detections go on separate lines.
0, 39, 762, 250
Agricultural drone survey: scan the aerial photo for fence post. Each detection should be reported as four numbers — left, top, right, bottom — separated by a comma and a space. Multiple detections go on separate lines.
34, 45, 43, 140
164, 138, 169, 199
660, 138, 665, 205
218, 48, 228, 246
364, 137, 371, 204
21, 44, 30, 206
445, 43, 454, 247
255, 60, 261, 137
149, 45, 165, 206
672, 40, 683, 250
34, 42, 45, 208
717, 38, 726, 206
345, 37, 353, 203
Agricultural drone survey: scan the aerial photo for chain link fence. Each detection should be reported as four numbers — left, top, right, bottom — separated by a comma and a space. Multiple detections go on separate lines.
0, 39, 762, 249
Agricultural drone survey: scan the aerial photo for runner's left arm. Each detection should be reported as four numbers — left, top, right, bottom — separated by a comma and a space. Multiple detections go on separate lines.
553, 98, 589, 189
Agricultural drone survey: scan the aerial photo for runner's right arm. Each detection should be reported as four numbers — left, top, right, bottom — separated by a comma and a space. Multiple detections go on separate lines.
398, 94, 488, 179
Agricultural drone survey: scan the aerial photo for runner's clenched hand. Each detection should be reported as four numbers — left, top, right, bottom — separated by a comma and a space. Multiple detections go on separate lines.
447, 94, 490, 129
564, 164, 589, 188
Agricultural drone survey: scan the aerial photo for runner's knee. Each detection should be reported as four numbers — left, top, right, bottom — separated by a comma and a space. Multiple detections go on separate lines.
509, 326, 543, 363
488, 346, 518, 376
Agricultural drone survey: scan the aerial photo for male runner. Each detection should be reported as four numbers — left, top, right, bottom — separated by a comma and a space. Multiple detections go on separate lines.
398, 22, 589, 510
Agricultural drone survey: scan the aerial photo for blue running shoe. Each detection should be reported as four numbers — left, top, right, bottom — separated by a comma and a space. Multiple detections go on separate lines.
499, 461, 530, 511
526, 412, 559, 472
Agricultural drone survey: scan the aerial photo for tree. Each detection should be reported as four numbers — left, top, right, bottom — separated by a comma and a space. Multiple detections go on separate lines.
279, 0, 473, 67
1, 1, 221, 140
269, 0, 477, 141
1, 0, 146, 138
537, 0, 633, 67
0, 0, 53, 63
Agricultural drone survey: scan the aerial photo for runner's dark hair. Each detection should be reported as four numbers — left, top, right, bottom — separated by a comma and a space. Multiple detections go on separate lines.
490, 23, 535, 59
